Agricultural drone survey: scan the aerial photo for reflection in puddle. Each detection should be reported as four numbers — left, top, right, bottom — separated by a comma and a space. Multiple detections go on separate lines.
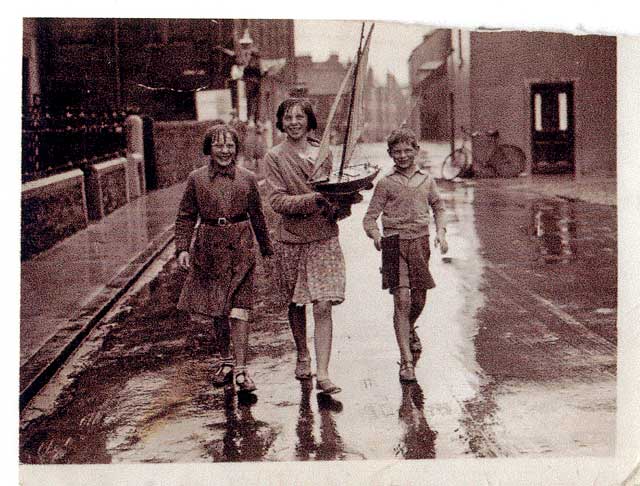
395, 383, 437, 459
215, 386, 276, 462
532, 200, 576, 264
295, 380, 345, 461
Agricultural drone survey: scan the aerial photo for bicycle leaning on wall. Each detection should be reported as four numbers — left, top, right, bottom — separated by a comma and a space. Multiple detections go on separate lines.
441, 127, 526, 181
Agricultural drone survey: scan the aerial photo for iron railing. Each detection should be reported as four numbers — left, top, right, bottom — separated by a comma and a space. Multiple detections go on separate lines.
22, 100, 129, 182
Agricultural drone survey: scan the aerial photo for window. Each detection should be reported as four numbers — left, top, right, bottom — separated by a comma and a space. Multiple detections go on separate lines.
558, 92, 568, 131
534, 93, 542, 131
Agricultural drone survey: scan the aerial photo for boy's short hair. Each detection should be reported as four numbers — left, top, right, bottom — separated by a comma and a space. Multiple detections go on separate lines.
275, 98, 318, 132
203, 123, 240, 156
387, 128, 419, 150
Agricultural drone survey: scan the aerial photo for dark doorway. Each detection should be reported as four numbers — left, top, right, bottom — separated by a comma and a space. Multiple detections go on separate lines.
530, 82, 575, 174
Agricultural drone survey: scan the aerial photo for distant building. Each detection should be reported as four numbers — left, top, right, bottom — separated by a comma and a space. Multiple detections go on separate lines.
364, 71, 408, 142
409, 28, 617, 175
408, 30, 451, 141
295, 54, 351, 139
295, 55, 408, 144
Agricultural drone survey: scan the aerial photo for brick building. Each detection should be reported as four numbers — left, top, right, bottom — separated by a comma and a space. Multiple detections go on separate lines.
23, 18, 296, 125
295, 55, 408, 144
295, 54, 351, 140
364, 70, 409, 142
409, 28, 617, 175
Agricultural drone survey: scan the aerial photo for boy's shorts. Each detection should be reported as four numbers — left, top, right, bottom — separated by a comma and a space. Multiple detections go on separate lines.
392, 235, 436, 292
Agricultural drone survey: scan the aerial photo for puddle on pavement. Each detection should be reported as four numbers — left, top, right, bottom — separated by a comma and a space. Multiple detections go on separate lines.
464, 184, 616, 457
394, 383, 437, 460
471, 186, 617, 343
20, 255, 292, 464
531, 200, 577, 264
292, 380, 346, 461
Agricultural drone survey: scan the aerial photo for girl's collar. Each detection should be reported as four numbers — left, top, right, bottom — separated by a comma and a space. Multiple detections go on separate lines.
208, 160, 237, 178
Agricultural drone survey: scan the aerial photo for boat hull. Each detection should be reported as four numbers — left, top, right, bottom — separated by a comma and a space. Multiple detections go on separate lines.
311, 165, 380, 195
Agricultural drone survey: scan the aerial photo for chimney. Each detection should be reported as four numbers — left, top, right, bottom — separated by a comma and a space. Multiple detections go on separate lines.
297, 55, 313, 68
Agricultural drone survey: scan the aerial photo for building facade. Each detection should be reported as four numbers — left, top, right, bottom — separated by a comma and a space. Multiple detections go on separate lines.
363, 71, 409, 142
408, 30, 452, 141
23, 18, 296, 125
410, 28, 617, 175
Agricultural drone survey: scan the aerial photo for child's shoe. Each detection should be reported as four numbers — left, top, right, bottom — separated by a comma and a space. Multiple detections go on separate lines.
399, 361, 417, 383
295, 356, 313, 380
409, 327, 422, 354
316, 379, 342, 395
235, 368, 257, 394
212, 360, 234, 387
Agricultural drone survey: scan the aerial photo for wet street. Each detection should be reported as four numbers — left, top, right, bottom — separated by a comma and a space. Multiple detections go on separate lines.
19, 144, 617, 464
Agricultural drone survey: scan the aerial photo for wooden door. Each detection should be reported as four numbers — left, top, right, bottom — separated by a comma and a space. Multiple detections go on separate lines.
530, 83, 575, 173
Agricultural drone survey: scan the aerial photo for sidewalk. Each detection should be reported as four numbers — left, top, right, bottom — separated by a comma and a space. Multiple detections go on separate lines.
475, 173, 617, 206
20, 183, 185, 402
419, 141, 616, 207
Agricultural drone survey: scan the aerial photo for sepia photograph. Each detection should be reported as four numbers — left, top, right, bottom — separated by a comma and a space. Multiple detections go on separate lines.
12, 3, 640, 485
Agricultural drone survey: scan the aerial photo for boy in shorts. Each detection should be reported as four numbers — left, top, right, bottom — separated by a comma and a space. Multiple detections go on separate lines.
363, 128, 448, 382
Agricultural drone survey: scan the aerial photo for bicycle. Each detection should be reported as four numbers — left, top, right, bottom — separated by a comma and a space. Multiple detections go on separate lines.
441, 127, 526, 181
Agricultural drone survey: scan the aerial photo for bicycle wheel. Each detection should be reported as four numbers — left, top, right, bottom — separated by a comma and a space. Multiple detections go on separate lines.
493, 144, 526, 178
441, 148, 469, 181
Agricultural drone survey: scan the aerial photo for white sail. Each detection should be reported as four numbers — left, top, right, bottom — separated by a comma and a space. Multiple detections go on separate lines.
342, 24, 374, 166
310, 23, 374, 182
310, 61, 356, 181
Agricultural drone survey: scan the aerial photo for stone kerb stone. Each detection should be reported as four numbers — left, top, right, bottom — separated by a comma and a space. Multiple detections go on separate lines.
21, 169, 89, 260
85, 158, 130, 221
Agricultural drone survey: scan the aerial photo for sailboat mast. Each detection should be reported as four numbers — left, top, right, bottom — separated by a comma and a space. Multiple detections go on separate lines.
338, 22, 366, 179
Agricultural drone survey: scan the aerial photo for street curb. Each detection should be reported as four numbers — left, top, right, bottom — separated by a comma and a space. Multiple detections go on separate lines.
19, 224, 176, 412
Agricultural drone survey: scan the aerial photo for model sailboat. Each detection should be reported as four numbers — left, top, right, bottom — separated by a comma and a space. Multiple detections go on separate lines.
309, 23, 380, 195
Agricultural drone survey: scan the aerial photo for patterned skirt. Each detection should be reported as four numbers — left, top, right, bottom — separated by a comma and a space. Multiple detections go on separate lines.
275, 236, 346, 305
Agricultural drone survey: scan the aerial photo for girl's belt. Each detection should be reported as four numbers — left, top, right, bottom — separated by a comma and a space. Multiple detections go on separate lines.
201, 213, 249, 226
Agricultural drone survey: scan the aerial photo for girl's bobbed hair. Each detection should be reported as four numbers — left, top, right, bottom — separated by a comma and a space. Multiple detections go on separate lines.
203, 122, 240, 156
275, 98, 318, 132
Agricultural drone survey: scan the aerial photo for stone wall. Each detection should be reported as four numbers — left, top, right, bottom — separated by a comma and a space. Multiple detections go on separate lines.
85, 158, 129, 220
21, 170, 88, 260
21, 114, 147, 260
